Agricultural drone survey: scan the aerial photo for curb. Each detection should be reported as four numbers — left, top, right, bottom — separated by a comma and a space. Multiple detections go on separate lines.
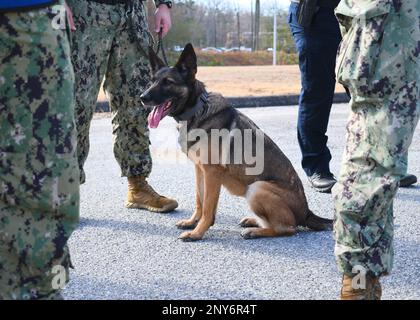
95, 92, 350, 112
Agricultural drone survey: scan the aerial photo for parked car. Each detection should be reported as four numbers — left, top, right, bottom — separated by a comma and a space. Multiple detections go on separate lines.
173, 45, 183, 52
224, 47, 240, 52
201, 47, 223, 53
240, 46, 252, 52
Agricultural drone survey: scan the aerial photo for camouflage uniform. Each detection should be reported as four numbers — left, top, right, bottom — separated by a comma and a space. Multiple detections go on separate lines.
333, 0, 420, 277
0, 2, 80, 299
68, 0, 168, 183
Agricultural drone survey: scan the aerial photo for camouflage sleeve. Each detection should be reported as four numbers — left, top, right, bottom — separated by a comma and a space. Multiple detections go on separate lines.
154, 0, 172, 8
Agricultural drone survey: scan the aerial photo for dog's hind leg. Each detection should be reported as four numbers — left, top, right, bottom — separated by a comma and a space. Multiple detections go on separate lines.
176, 165, 204, 230
241, 225, 296, 239
242, 181, 297, 239
179, 165, 222, 241
239, 217, 260, 228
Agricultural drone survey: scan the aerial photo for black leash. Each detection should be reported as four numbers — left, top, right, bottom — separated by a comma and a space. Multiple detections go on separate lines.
156, 29, 169, 66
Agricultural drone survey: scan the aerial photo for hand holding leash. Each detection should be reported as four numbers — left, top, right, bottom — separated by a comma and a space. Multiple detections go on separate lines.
154, 3, 172, 37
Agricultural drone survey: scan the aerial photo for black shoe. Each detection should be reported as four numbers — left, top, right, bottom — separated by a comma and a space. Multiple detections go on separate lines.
400, 174, 417, 188
308, 172, 337, 193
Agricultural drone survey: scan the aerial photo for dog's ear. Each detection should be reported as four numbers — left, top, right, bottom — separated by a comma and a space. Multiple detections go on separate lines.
148, 46, 166, 74
175, 43, 197, 81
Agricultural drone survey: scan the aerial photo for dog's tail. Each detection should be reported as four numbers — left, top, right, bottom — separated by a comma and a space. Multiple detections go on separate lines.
304, 210, 333, 231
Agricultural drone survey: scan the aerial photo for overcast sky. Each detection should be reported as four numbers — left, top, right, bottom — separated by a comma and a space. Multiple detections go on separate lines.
193, 0, 290, 12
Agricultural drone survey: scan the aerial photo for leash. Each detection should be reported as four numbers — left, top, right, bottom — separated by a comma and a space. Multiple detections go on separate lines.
126, 1, 169, 67
156, 29, 169, 66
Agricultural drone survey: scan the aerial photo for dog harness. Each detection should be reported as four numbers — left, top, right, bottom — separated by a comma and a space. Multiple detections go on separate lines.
174, 90, 209, 122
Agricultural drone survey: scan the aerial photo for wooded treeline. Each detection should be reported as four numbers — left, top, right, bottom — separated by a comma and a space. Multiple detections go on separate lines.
146, 0, 296, 53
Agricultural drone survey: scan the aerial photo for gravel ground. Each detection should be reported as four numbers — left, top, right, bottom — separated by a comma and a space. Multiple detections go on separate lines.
64, 104, 420, 300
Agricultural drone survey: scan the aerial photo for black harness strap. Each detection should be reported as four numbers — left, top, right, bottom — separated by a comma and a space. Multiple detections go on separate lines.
174, 91, 209, 122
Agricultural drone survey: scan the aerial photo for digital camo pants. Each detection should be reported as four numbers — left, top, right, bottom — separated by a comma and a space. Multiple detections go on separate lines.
0, 4, 80, 299
68, 0, 152, 183
333, 0, 420, 277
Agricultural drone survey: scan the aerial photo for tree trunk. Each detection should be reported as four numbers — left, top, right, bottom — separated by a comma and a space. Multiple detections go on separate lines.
254, 0, 260, 51
237, 11, 241, 49
251, 0, 254, 51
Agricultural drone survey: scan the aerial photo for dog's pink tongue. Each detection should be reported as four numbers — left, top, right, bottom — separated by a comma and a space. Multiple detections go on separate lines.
148, 105, 165, 128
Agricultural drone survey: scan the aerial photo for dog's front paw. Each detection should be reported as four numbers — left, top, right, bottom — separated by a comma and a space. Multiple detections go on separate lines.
179, 231, 203, 242
176, 219, 198, 230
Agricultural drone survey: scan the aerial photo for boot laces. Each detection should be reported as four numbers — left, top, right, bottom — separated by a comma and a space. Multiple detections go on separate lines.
137, 180, 162, 198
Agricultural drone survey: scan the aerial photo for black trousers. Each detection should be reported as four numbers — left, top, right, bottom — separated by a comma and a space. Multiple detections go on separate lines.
288, 2, 342, 176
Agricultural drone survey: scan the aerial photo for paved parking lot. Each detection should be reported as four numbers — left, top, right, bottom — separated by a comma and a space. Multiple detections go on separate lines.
65, 104, 420, 300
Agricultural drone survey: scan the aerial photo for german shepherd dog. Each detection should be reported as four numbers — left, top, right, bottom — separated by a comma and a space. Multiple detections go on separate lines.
140, 44, 332, 241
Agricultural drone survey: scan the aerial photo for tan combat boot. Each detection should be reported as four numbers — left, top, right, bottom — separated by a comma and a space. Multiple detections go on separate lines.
340, 274, 382, 300
126, 176, 178, 213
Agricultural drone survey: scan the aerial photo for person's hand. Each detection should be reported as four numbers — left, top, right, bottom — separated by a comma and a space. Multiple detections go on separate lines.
154, 4, 172, 37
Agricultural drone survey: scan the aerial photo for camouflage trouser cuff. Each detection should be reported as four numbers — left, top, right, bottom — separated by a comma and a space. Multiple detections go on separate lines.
339, 268, 390, 279
335, 247, 393, 278
118, 156, 152, 178
122, 168, 151, 179
125, 173, 149, 179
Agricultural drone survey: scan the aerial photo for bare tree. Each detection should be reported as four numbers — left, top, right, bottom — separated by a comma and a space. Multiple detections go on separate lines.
154, 0, 295, 53
251, 0, 254, 50
207, 0, 223, 47
237, 10, 241, 48
254, 0, 260, 51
